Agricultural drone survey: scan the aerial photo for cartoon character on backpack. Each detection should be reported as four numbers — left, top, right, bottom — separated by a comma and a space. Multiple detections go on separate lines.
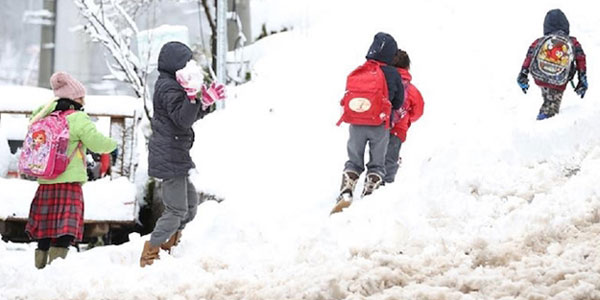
29, 130, 50, 170
517, 9, 587, 120
332, 32, 404, 214
33, 131, 46, 150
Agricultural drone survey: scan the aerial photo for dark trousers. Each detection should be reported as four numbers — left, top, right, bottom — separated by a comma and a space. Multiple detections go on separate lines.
384, 134, 403, 183
37, 235, 74, 250
150, 176, 199, 247
538, 87, 564, 119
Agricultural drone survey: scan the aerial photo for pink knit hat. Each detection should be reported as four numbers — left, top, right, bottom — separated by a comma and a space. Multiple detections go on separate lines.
50, 71, 86, 100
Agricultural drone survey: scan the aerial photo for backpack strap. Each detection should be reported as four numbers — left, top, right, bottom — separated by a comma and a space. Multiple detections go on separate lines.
29, 99, 57, 125
66, 141, 86, 169
60, 109, 86, 167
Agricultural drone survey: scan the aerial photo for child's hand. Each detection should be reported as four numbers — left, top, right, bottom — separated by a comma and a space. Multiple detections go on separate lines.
201, 82, 226, 110
517, 68, 529, 94
575, 71, 587, 98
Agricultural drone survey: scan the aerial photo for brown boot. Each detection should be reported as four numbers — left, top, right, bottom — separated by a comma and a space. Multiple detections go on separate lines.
160, 230, 182, 253
140, 241, 160, 267
35, 249, 48, 269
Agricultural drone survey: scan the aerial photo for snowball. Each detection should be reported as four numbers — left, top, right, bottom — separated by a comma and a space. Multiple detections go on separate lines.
175, 60, 204, 91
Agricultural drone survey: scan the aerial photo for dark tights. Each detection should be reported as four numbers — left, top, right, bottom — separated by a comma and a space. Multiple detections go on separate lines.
37, 235, 74, 251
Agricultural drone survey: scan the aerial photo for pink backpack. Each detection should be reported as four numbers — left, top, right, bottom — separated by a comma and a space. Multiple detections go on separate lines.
19, 110, 82, 179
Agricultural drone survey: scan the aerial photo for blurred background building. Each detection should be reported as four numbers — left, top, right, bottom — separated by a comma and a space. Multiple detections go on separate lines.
0, 0, 252, 96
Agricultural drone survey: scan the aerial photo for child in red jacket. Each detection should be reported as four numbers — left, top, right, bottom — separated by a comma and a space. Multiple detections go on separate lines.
384, 50, 424, 184
517, 9, 587, 120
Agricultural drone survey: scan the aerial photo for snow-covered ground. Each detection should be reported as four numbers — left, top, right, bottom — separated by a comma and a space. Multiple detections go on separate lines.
2, 0, 600, 299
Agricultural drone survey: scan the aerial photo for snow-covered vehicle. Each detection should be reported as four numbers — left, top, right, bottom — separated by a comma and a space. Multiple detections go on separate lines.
0, 85, 140, 245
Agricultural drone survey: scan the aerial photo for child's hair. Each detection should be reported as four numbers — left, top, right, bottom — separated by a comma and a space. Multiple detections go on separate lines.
392, 49, 411, 69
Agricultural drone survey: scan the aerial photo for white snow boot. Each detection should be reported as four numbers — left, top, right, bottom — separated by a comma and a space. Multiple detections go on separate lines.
339, 170, 359, 196
331, 171, 359, 214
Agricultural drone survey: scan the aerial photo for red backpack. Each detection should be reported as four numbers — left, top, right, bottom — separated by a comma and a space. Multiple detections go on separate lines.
337, 60, 391, 128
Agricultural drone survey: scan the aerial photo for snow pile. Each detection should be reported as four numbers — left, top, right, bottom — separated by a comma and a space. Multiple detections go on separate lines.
2, 0, 600, 299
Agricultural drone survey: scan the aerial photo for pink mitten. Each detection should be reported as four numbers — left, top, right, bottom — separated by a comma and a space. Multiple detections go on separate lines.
201, 82, 226, 110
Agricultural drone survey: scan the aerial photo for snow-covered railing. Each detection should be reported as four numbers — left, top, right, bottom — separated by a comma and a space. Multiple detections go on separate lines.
0, 85, 138, 118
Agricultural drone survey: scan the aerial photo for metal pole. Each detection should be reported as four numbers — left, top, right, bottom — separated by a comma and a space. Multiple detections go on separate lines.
228, 0, 251, 50
216, 0, 227, 109
38, 0, 57, 88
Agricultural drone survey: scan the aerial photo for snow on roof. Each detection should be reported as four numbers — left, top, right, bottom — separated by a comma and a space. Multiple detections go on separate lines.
0, 177, 136, 222
0, 85, 141, 117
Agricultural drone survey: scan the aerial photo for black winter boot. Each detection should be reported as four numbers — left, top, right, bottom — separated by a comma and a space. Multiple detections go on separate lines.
361, 173, 383, 197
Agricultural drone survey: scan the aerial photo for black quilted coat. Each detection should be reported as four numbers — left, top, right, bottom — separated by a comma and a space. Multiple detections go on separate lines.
148, 41, 209, 179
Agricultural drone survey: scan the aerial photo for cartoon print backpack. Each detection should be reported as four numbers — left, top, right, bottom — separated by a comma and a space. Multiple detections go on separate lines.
529, 34, 575, 86
337, 60, 391, 128
18, 110, 81, 179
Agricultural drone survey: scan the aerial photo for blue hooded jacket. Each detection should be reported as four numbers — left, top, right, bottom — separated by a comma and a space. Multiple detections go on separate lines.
365, 32, 404, 110
543, 9, 569, 35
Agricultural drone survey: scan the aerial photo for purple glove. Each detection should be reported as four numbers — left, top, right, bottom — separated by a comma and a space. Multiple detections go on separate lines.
201, 82, 226, 110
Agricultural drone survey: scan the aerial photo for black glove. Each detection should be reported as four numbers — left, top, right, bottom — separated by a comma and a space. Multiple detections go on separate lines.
574, 71, 588, 98
517, 68, 529, 94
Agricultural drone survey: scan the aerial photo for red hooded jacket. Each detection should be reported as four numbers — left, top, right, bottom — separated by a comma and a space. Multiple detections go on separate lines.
390, 68, 424, 142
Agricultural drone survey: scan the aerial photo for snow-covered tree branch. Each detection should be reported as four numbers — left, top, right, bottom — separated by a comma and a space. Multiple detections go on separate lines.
73, 0, 153, 121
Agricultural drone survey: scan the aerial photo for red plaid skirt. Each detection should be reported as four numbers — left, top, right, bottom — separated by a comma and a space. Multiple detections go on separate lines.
25, 183, 85, 241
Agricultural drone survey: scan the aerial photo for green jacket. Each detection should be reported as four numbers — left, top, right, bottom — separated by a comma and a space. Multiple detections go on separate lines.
31, 101, 118, 184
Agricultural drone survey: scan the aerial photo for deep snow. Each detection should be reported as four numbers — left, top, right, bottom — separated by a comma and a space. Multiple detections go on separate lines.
1, 0, 600, 299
